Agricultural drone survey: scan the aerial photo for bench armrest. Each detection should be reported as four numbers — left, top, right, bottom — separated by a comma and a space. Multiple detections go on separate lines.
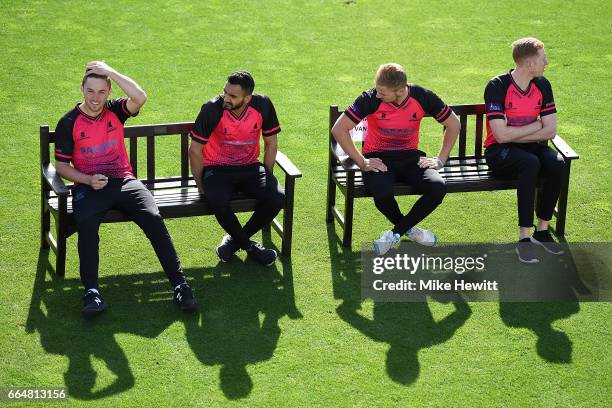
551, 135, 579, 160
42, 163, 70, 196
275, 150, 302, 178
330, 145, 360, 172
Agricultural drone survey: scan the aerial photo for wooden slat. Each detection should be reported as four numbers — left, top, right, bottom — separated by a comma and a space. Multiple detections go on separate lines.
146, 136, 155, 182
130, 137, 138, 177
458, 114, 467, 157
474, 113, 484, 158
181, 133, 189, 180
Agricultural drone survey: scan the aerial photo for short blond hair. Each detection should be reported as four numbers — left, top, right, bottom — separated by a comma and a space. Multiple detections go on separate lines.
512, 37, 544, 64
375, 63, 407, 89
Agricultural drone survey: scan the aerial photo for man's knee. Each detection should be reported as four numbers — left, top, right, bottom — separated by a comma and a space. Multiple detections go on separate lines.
270, 189, 285, 211
426, 179, 447, 202
76, 215, 101, 235
519, 154, 541, 174
373, 193, 398, 209
544, 153, 566, 176
205, 192, 232, 212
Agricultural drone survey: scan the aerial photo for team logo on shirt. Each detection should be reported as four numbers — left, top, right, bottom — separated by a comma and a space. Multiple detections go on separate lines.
79, 131, 89, 140
80, 139, 118, 155
409, 112, 419, 121
249, 122, 259, 134
486, 102, 503, 113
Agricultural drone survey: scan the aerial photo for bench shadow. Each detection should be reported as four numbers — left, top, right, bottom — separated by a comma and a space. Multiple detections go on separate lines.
499, 302, 578, 363
327, 224, 471, 385
183, 256, 301, 400
496, 246, 582, 363
26, 248, 300, 401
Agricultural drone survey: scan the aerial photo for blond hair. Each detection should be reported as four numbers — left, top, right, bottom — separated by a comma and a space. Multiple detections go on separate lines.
512, 37, 544, 64
375, 63, 407, 89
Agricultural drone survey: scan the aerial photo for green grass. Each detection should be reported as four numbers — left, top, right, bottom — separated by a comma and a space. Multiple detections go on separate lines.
1, 0, 611, 406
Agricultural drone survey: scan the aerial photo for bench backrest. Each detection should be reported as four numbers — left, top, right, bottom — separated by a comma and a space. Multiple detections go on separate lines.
329, 103, 486, 162
40, 122, 195, 185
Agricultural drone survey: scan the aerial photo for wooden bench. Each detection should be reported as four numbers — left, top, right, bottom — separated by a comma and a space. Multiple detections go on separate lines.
40, 122, 302, 276
326, 104, 579, 248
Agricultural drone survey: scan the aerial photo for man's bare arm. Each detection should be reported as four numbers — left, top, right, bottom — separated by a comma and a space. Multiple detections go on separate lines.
489, 117, 551, 143
263, 135, 278, 172
85, 61, 147, 114
55, 162, 108, 190
188, 140, 205, 194
331, 113, 387, 172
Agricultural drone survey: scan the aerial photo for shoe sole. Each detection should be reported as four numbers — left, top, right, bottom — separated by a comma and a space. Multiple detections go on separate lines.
248, 251, 277, 266
405, 234, 437, 247
215, 247, 231, 262
373, 242, 391, 256
81, 303, 108, 319
177, 302, 199, 312
515, 247, 539, 264
529, 236, 564, 255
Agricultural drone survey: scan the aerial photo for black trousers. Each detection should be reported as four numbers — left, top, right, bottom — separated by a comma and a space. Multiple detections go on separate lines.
202, 163, 285, 249
362, 150, 447, 236
485, 143, 566, 228
72, 178, 186, 290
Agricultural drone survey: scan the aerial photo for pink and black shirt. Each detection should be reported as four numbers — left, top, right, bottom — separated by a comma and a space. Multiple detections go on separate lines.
54, 98, 137, 178
190, 94, 281, 167
345, 84, 452, 155
484, 71, 556, 148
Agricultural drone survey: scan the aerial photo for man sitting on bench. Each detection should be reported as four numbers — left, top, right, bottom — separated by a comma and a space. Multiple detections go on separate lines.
484, 37, 566, 263
331, 63, 460, 255
188, 71, 284, 266
54, 61, 198, 318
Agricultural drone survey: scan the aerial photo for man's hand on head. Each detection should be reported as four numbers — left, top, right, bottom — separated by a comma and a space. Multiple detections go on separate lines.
85, 61, 116, 77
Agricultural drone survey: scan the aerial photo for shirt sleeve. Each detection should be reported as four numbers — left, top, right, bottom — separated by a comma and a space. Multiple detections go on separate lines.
484, 79, 506, 121
419, 88, 452, 123
54, 116, 74, 163
190, 100, 222, 144
106, 98, 138, 124
345, 89, 379, 124
261, 96, 281, 137
537, 78, 557, 117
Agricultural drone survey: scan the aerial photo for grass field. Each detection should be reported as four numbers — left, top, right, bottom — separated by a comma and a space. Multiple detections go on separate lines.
1, 0, 611, 406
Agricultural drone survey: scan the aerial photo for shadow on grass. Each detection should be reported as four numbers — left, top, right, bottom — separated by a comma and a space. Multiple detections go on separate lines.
183, 255, 301, 400
496, 249, 582, 363
499, 302, 578, 363
327, 224, 471, 385
26, 248, 300, 401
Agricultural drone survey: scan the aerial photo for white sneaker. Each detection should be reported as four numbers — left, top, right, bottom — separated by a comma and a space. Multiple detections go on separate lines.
405, 226, 437, 246
373, 230, 401, 256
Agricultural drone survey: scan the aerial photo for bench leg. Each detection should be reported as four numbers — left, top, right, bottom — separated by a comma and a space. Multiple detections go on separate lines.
55, 198, 68, 277
326, 161, 336, 223
40, 190, 50, 249
342, 173, 355, 249
281, 178, 296, 257
555, 161, 572, 238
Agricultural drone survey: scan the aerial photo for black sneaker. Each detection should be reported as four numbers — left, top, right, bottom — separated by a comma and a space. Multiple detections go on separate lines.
246, 241, 277, 266
516, 238, 539, 264
531, 229, 564, 255
216, 235, 240, 262
173, 283, 198, 311
81, 289, 108, 319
